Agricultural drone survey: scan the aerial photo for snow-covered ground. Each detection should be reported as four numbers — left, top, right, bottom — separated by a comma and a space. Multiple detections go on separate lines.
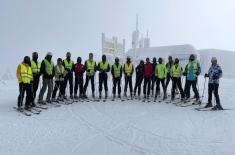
0, 76, 235, 155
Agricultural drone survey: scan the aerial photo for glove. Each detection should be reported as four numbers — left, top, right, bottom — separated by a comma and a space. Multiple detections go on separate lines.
59, 74, 63, 78
183, 72, 187, 76
212, 74, 219, 80
204, 73, 209, 78
196, 71, 199, 76
87, 69, 90, 72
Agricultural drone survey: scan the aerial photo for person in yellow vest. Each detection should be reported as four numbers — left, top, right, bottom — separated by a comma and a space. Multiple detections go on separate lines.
16, 56, 33, 110
83, 53, 97, 99
98, 54, 110, 99
31, 52, 41, 103
123, 57, 134, 99
52, 58, 65, 102
155, 57, 167, 100
38, 52, 55, 104
183, 54, 200, 103
62, 52, 74, 99
170, 58, 185, 101
111, 57, 122, 100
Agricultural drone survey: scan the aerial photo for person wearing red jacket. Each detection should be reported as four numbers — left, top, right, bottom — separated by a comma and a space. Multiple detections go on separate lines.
74, 57, 85, 99
143, 58, 153, 99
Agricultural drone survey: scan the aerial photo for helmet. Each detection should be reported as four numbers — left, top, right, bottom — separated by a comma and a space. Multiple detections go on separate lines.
175, 58, 179, 64
57, 58, 62, 62
189, 54, 195, 61
211, 57, 217, 64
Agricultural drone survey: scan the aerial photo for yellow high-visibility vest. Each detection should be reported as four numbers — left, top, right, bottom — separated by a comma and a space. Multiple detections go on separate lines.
19, 64, 32, 84
44, 59, 54, 75
55, 65, 65, 81
86, 60, 95, 76
31, 60, 41, 74
99, 61, 109, 70
113, 63, 121, 78
124, 63, 133, 76
171, 64, 181, 78
64, 59, 74, 70
155, 64, 166, 79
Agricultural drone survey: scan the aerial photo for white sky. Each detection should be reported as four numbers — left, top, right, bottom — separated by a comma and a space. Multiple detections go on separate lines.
1, 0, 235, 72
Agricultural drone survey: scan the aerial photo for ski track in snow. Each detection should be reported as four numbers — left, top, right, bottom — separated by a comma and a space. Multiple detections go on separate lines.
0, 77, 235, 155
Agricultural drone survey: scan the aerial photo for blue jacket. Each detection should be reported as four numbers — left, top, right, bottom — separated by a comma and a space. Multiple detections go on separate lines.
208, 64, 222, 84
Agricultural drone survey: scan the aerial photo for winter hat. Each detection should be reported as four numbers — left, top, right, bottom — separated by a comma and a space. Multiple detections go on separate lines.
211, 57, 217, 61
47, 52, 53, 56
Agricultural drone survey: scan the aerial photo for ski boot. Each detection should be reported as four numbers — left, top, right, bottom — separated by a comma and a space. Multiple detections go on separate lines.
105, 91, 108, 99
74, 95, 79, 100
99, 92, 102, 99
204, 102, 212, 108
70, 95, 74, 99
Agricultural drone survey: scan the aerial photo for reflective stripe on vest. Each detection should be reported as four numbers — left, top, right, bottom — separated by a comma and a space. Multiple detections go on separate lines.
86, 60, 95, 76
64, 59, 74, 70
187, 62, 198, 77
19, 64, 32, 84
171, 64, 181, 78
113, 63, 121, 78
99, 61, 109, 70
124, 63, 133, 76
31, 60, 41, 74
55, 65, 64, 81
155, 64, 166, 79
44, 59, 53, 75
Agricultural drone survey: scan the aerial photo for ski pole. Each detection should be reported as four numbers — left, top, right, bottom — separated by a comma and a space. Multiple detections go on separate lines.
200, 77, 207, 102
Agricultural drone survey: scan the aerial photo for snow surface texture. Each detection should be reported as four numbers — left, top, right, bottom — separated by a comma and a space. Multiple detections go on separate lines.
0, 77, 235, 155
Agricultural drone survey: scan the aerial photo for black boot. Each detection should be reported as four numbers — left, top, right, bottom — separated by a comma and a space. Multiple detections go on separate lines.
204, 102, 212, 108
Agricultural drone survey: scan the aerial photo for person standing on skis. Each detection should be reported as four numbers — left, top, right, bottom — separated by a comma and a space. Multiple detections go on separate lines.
97, 54, 110, 99
62, 52, 74, 99
30, 52, 41, 104
170, 58, 185, 101
83, 53, 97, 99
133, 60, 144, 99
52, 58, 65, 102
123, 57, 134, 99
155, 57, 167, 100
111, 57, 122, 99
74, 57, 85, 99
38, 52, 55, 104
183, 54, 200, 103
204, 57, 223, 110
165, 56, 174, 93
151, 57, 157, 96
16, 56, 33, 110
143, 58, 153, 100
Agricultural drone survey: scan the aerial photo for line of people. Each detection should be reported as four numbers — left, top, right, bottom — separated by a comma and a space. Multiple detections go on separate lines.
16, 52, 223, 110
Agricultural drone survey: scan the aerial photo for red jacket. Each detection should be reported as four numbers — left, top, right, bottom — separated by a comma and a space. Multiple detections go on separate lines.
74, 63, 84, 77
144, 63, 153, 78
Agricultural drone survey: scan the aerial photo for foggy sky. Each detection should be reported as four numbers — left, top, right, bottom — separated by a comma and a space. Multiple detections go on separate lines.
1, 0, 235, 73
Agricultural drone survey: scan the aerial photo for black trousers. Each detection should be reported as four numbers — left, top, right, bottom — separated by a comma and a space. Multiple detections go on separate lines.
32, 74, 40, 99
208, 83, 220, 105
151, 75, 156, 92
124, 76, 133, 94
165, 73, 171, 92
83, 75, 95, 93
143, 77, 151, 96
99, 73, 108, 92
185, 80, 199, 99
156, 78, 165, 96
17, 83, 33, 107
63, 74, 73, 96
134, 76, 143, 96
52, 81, 63, 98
74, 76, 84, 96
171, 77, 185, 99
113, 77, 121, 95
